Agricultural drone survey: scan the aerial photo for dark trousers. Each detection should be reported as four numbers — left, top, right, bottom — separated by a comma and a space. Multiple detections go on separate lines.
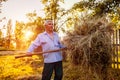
41, 61, 63, 80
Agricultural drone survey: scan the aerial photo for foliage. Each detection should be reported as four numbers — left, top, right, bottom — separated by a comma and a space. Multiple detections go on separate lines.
69, 0, 120, 30
0, 29, 2, 39
0, 0, 8, 13
0, 0, 7, 2
14, 13, 44, 50
41, 0, 69, 31
6, 19, 13, 49
72, 0, 120, 16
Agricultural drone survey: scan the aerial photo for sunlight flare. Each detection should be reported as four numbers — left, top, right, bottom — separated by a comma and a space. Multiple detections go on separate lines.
23, 30, 34, 40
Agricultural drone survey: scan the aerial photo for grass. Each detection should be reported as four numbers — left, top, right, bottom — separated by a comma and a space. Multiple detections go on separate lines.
1, 51, 120, 80
0, 54, 43, 80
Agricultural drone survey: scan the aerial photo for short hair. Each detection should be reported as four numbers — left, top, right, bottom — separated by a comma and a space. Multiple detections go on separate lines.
44, 19, 53, 26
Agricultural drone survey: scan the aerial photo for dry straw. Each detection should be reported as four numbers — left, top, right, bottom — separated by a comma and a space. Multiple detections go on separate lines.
63, 17, 114, 80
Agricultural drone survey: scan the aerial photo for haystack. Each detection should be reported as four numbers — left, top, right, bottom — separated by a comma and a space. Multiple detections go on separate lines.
63, 17, 114, 80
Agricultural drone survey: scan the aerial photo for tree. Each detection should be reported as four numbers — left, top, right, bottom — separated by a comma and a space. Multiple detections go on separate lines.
6, 19, 13, 49
66, 0, 120, 30
41, 0, 66, 31
0, 29, 2, 38
72, 0, 120, 16
0, 0, 7, 21
26, 12, 44, 39
0, 29, 2, 46
0, 0, 7, 13
14, 12, 44, 50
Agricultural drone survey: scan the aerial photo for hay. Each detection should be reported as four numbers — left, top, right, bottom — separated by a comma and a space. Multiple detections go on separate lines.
63, 17, 114, 80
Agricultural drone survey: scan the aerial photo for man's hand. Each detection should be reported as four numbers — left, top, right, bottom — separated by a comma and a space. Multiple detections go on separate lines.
62, 47, 67, 50
26, 52, 32, 57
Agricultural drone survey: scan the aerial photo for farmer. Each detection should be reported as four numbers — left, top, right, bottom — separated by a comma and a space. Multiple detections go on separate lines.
27, 19, 65, 80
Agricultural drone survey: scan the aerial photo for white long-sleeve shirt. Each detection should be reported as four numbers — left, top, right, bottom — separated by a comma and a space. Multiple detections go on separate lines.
27, 31, 63, 63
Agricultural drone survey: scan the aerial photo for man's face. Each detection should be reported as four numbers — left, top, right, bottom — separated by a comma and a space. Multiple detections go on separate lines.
45, 20, 54, 32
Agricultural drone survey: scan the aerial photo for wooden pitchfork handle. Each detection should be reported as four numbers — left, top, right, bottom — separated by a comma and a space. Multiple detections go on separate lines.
15, 47, 67, 59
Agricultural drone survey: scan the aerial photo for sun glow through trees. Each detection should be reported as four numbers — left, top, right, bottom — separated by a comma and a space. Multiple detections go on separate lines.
23, 30, 34, 40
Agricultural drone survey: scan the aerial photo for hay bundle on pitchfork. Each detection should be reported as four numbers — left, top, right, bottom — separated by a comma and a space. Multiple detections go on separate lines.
63, 17, 114, 80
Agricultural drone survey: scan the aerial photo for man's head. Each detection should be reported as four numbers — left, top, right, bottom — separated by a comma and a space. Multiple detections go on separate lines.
44, 20, 54, 33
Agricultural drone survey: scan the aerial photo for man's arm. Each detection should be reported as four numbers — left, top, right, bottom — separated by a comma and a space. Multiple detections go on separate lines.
15, 47, 67, 59
27, 35, 41, 55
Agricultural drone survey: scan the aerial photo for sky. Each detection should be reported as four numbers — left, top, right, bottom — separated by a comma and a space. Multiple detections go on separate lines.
0, 0, 79, 22
1, 0, 44, 22
0, 0, 79, 35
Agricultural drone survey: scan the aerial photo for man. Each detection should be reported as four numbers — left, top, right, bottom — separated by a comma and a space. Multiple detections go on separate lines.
27, 19, 64, 80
